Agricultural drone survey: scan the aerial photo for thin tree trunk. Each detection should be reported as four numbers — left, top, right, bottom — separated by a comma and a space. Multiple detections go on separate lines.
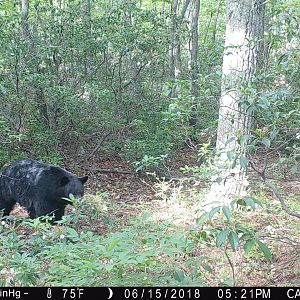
211, 0, 221, 43
203, 12, 213, 45
123, 4, 141, 124
169, 0, 179, 83
169, 0, 191, 97
189, 0, 200, 127
82, 0, 92, 75
205, 0, 266, 206
161, 0, 165, 16
21, 0, 49, 126
124, 8, 139, 93
180, 0, 191, 19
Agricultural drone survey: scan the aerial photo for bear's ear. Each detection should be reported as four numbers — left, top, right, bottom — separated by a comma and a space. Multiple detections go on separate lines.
60, 176, 70, 186
79, 176, 88, 184
50, 166, 62, 175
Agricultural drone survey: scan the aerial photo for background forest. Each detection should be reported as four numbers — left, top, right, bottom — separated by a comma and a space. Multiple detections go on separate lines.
0, 0, 299, 287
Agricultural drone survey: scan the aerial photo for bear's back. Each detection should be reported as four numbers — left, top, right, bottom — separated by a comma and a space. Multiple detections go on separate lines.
2, 159, 49, 183
1, 159, 51, 199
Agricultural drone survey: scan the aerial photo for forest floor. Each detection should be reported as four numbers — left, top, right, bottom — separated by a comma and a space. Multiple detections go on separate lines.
10, 148, 300, 286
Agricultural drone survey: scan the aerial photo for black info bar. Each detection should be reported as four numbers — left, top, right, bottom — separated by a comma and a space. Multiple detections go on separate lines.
0, 287, 299, 300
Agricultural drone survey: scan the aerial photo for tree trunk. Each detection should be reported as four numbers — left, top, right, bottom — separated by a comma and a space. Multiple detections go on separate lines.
169, 0, 179, 85
169, 0, 191, 97
205, 0, 265, 206
21, 0, 49, 126
124, 7, 139, 94
189, 0, 200, 127
82, 0, 92, 75
211, 0, 221, 43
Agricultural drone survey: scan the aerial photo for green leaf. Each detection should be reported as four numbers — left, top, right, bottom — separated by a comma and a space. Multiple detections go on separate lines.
108, 238, 121, 251
209, 206, 221, 220
66, 228, 79, 240
196, 212, 209, 226
225, 137, 236, 146
244, 239, 256, 254
174, 270, 185, 282
240, 155, 249, 169
203, 263, 212, 273
239, 134, 252, 146
215, 177, 223, 184
290, 165, 298, 175
278, 157, 287, 164
253, 198, 262, 207
270, 129, 278, 140
257, 241, 272, 261
223, 277, 234, 286
236, 198, 247, 207
228, 231, 239, 251
243, 197, 256, 210
222, 206, 231, 221
226, 149, 235, 160
262, 138, 271, 148
216, 229, 230, 247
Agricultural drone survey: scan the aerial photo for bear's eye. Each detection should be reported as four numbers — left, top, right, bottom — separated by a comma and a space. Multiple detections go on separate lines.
60, 176, 70, 186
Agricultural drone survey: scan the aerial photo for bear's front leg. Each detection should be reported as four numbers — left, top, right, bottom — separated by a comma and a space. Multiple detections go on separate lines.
53, 207, 65, 222
33, 200, 61, 223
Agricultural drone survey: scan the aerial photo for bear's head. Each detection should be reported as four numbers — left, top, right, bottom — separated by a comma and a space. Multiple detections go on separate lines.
48, 166, 89, 203
60, 174, 89, 200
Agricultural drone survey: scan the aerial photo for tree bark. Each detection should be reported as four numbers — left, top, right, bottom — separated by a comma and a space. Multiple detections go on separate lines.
205, 0, 266, 206
82, 0, 92, 75
169, 0, 180, 85
124, 6, 140, 97
169, 0, 191, 97
21, 0, 49, 126
211, 0, 221, 43
189, 0, 200, 127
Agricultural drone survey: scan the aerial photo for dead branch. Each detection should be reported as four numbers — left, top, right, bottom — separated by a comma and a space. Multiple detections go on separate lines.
264, 179, 300, 219
86, 132, 112, 160
83, 167, 133, 175
249, 161, 300, 219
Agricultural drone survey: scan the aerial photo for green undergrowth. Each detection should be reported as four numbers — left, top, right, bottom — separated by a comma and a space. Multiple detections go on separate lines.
0, 214, 208, 287
0, 179, 299, 287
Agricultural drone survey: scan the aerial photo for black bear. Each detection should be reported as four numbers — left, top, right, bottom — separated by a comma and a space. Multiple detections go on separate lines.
0, 159, 88, 222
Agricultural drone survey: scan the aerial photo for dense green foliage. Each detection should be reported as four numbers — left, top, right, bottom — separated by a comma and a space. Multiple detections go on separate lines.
0, 0, 299, 288
1, 0, 298, 172
1, 188, 299, 287
0, 207, 206, 286
0, 0, 225, 168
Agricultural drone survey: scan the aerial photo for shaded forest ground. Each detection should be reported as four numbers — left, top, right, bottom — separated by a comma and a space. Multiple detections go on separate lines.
9, 148, 300, 286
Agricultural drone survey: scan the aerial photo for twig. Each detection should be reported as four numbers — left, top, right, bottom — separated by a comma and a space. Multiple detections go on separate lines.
83, 167, 133, 175
86, 132, 112, 160
224, 248, 235, 286
264, 180, 300, 219
249, 161, 300, 219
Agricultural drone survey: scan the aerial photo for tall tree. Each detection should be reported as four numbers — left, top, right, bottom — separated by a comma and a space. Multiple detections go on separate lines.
21, 0, 49, 126
169, 0, 179, 84
82, 0, 92, 76
169, 0, 191, 97
189, 0, 200, 126
205, 0, 266, 206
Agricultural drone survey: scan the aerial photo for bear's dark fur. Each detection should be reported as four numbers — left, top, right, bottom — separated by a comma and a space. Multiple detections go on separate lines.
0, 159, 88, 222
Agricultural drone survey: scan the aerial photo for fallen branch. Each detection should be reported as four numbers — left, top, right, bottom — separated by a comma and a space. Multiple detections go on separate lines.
84, 167, 133, 175
264, 179, 300, 219
249, 161, 300, 219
